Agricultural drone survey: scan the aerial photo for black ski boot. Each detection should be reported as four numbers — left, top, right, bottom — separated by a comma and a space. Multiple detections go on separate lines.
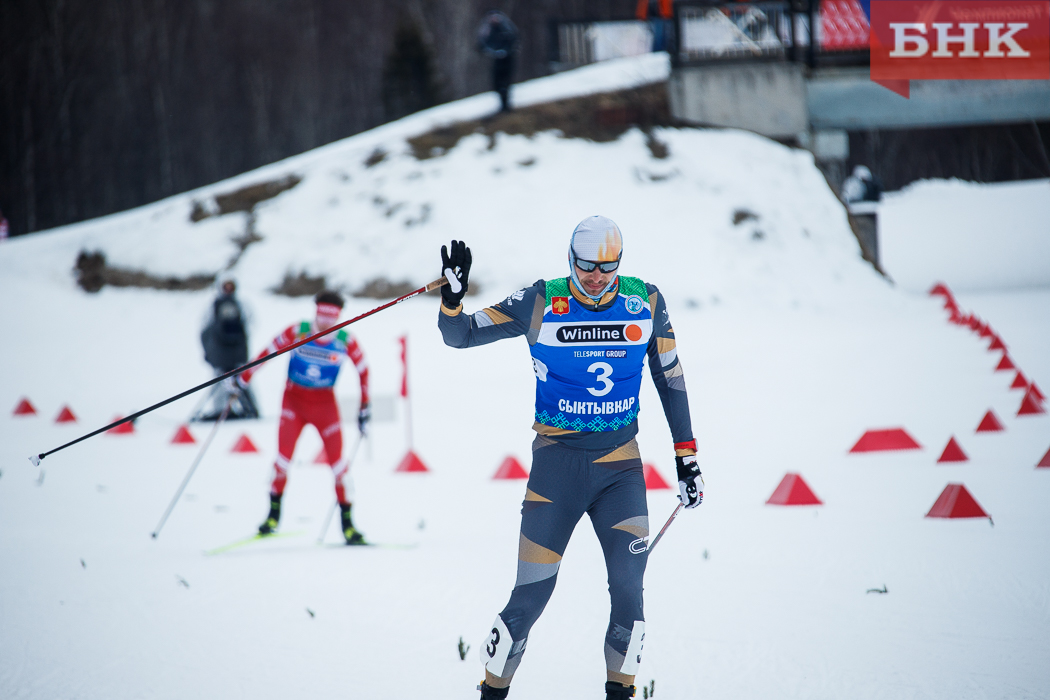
478, 681, 510, 699
605, 681, 636, 700
258, 493, 282, 535
340, 503, 366, 545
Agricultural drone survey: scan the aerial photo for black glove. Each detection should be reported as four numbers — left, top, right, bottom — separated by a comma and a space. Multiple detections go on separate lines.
676, 454, 704, 509
357, 404, 371, 435
440, 240, 472, 309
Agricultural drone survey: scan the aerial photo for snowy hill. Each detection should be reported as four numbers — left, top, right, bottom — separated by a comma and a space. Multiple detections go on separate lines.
2, 55, 1049, 699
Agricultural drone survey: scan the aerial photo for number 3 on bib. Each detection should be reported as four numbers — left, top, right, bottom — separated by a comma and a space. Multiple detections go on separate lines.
587, 361, 614, 397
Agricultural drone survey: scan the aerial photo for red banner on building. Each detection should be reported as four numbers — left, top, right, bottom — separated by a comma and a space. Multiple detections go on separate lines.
870, 0, 1050, 96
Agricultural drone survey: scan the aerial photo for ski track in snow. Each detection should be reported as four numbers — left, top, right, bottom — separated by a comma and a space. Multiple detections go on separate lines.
2, 54, 1049, 699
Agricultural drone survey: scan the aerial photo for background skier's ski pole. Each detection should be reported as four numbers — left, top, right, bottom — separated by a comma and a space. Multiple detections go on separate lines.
316, 433, 366, 544
30, 276, 448, 466
151, 398, 233, 539
646, 502, 684, 554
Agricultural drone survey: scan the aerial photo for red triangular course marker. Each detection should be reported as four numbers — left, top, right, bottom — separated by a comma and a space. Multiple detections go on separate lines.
170, 425, 196, 445
231, 434, 259, 453
1030, 383, 1045, 402
642, 463, 671, 490
975, 410, 1004, 433
395, 450, 429, 473
995, 354, 1015, 372
13, 398, 37, 416
925, 483, 989, 519
1037, 446, 1050, 468
937, 437, 968, 463
977, 323, 993, 338
1018, 389, 1046, 416
55, 405, 77, 423
493, 456, 529, 480
107, 416, 135, 434
849, 428, 921, 453
928, 282, 951, 298
988, 336, 1005, 351
1010, 372, 1028, 390
766, 473, 822, 506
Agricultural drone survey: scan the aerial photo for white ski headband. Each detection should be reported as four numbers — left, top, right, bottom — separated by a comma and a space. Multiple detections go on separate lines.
316, 303, 341, 321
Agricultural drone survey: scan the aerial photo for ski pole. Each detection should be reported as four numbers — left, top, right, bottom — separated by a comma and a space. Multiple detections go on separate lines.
31, 276, 448, 466
646, 502, 684, 554
151, 397, 233, 539
186, 384, 215, 422
316, 432, 366, 544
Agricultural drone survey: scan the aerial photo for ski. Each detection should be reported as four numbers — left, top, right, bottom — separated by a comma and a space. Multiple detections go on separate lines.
204, 530, 305, 556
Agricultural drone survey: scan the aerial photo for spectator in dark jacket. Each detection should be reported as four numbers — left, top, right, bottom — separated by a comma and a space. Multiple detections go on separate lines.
198, 279, 259, 420
637, 0, 673, 51
477, 10, 519, 113
203, 279, 249, 372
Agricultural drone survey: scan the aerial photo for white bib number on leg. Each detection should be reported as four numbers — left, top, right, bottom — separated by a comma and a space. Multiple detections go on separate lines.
480, 615, 513, 677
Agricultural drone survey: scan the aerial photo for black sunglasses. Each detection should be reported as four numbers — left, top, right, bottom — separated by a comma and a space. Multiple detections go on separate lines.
572, 247, 620, 273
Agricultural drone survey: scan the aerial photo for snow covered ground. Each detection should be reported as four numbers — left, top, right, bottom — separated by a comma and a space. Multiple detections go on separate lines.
2, 55, 1049, 699
879, 177, 1050, 293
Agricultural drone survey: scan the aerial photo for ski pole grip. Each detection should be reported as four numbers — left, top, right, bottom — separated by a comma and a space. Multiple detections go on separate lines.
426, 276, 450, 293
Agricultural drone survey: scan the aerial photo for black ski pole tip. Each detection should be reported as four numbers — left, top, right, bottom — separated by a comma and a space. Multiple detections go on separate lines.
29, 455, 42, 467
151, 533, 158, 539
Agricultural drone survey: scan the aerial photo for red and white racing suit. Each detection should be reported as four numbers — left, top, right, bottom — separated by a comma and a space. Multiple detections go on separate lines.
241, 321, 368, 503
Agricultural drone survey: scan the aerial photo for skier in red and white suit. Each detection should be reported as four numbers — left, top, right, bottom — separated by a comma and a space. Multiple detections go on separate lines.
239, 291, 370, 544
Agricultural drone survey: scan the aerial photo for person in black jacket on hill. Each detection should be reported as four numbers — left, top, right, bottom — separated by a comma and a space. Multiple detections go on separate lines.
477, 10, 519, 113
198, 279, 259, 420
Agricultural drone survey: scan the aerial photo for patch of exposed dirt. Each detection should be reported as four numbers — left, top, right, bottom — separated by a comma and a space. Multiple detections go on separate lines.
732, 209, 759, 225
407, 83, 678, 160
364, 147, 388, 168
353, 276, 480, 299
271, 272, 328, 297
646, 133, 670, 159
75, 251, 215, 293
190, 174, 302, 222
353, 278, 420, 299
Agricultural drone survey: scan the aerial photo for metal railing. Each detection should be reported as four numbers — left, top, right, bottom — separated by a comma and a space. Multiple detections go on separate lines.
674, 0, 870, 67
549, 1, 870, 71
677, 2, 796, 61
553, 20, 656, 68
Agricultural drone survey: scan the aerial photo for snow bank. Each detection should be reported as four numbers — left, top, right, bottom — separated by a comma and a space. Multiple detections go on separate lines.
879, 178, 1050, 293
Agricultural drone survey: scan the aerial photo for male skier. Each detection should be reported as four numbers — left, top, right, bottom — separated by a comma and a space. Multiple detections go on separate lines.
238, 291, 371, 545
436, 217, 704, 700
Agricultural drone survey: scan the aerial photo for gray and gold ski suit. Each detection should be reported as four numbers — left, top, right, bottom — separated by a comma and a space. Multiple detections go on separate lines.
438, 276, 695, 684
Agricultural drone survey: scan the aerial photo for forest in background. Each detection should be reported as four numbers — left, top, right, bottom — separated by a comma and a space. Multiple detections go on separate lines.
0, 0, 637, 237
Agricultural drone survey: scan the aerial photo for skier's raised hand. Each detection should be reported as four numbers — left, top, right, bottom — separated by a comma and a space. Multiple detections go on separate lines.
675, 454, 704, 509
440, 240, 472, 309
